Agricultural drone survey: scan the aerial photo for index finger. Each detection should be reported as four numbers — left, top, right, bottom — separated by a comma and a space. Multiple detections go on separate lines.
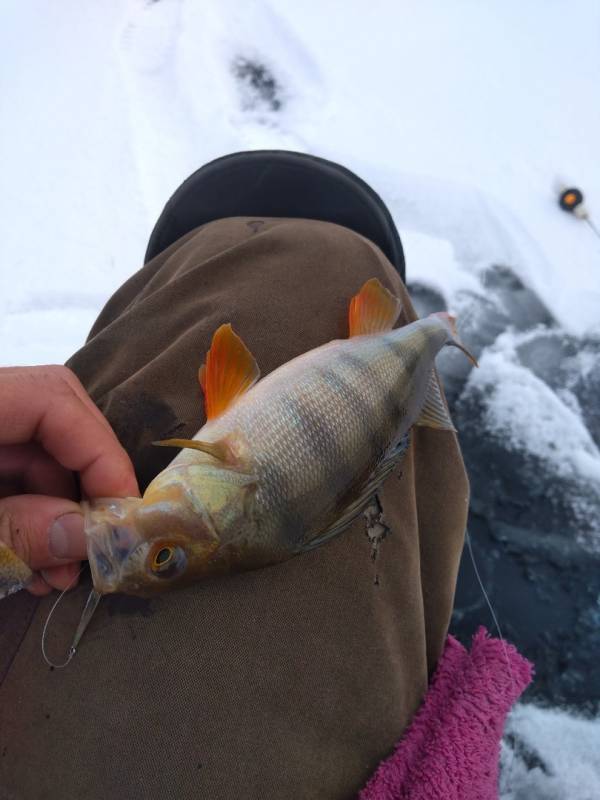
0, 366, 140, 499
2, 366, 114, 435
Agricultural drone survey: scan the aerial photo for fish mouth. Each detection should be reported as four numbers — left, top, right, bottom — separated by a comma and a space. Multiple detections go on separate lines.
83, 498, 144, 594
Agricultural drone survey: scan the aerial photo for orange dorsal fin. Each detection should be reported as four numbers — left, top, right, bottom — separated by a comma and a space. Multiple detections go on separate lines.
199, 324, 260, 420
348, 278, 402, 337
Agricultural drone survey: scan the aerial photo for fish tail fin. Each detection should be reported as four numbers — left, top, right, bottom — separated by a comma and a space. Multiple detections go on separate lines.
430, 311, 478, 367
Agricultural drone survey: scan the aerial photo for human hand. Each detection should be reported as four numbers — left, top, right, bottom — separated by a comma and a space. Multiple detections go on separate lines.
0, 366, 139, 595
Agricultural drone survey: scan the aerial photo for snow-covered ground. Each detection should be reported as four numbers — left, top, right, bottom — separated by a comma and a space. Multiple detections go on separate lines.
2, 0, 599, 795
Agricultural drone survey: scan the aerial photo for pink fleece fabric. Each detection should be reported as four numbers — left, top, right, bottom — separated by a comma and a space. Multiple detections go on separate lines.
359, 628, 533, 800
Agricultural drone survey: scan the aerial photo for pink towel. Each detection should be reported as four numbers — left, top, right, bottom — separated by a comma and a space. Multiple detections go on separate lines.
359, 628, 533, 800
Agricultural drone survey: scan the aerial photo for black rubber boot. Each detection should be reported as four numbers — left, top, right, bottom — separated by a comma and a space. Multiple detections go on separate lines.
145, 150, 405, 281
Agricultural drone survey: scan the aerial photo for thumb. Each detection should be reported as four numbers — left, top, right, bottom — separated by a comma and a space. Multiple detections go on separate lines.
0, 495, 87, 572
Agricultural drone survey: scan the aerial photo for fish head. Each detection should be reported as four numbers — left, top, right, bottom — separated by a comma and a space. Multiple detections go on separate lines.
84, 463, 257, 596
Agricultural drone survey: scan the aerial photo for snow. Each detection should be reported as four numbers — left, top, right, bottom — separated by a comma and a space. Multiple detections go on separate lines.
468, 331, 600, 486
2, 0, 600, 793
501, 704, 600, 800
401, 231, 482, 299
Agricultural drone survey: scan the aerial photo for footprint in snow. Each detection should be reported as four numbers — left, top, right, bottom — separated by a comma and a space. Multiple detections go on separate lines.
231, 57, 283, 116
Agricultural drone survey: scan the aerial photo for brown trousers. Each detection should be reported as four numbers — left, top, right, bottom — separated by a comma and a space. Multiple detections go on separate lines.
0, 219, 468, 800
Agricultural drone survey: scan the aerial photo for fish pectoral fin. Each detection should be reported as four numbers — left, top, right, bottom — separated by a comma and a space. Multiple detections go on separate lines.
298, 435, 410, 553
199, 324, 260, 420
416, 370, 456, 432
348, 278, 402, 337
152, 438, 231, 463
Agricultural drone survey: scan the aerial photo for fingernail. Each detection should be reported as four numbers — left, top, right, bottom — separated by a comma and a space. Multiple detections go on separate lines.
49, 513, 85, 559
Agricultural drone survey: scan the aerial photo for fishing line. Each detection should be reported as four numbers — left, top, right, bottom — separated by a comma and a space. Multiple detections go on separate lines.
465, 532, 505, 644
466, 529, 519, 791
584, 215, 600, 242
41, 569, 101, 669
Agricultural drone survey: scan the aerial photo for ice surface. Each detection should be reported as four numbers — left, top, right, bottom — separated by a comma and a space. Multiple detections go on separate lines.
515, 328, 600, 448
2, 0, 600, 793
469, 333, 600, 487
458, 330, 600, 556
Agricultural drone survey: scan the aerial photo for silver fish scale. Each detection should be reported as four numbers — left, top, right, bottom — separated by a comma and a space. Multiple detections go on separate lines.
209, 328, 435, 547
181, 318, 448, 552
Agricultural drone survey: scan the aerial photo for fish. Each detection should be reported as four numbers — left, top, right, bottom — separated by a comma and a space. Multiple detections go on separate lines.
0, 277, 475, 634
82, 277, 475, 601
0, 539, 33, 599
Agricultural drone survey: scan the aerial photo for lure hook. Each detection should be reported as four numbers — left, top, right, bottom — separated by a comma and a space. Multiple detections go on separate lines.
41, 573, 102, 669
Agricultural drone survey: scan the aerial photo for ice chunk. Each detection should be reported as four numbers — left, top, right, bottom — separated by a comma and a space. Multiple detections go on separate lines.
515, 329, 600, 449
467, 341, 600, 486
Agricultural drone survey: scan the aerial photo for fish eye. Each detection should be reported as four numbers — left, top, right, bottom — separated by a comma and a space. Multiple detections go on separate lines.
148, 542, 187, 579
153, 547, 174, 568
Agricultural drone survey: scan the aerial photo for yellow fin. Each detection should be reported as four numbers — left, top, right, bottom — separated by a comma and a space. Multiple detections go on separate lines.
348, 278, 402, 337
199, 324, 260, 420
153, 438, 230, 463
416, 370, 456, 432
